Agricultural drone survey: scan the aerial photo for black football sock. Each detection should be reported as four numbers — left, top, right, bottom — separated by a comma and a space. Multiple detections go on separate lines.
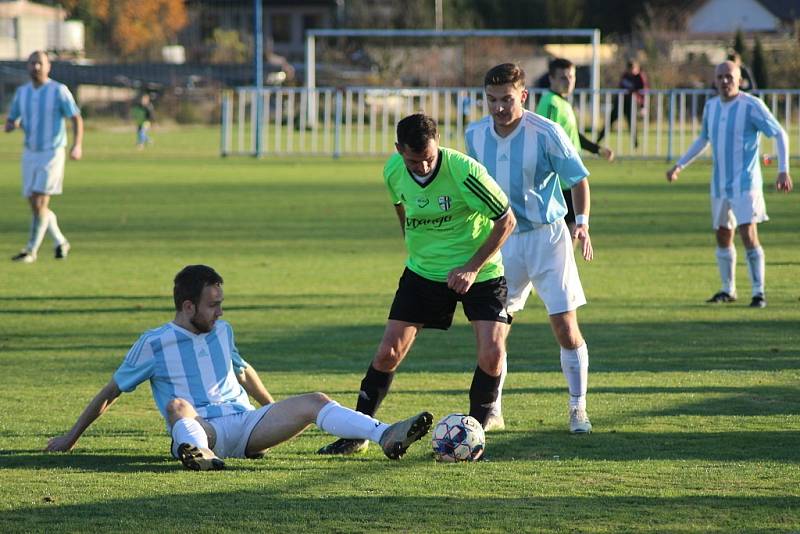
469, 365, 501, 427
354, 364, 395, 417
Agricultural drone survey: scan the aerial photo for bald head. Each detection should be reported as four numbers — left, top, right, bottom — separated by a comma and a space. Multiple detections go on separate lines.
715, 60, 741, 101
26, 50, 51, 86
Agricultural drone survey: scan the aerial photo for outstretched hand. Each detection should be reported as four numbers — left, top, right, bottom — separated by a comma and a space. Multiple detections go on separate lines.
776, 172, 793, 193
573, 225, 593, 262
599, 147, 615, 162
666, 165, 681, 183
45, 434, 75, 453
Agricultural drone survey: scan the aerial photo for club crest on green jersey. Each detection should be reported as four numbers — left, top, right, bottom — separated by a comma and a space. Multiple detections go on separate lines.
438, 196, 451, 211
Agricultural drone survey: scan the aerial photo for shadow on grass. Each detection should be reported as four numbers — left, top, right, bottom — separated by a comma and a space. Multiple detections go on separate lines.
2, 426, 797, 474
0, 452, 177, 473
234, 320, 800, 373
488, 429, 800, 463
0, 491, 796, 532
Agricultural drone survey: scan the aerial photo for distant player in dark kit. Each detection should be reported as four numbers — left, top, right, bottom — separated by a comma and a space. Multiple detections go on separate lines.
596, 59, 648, 149
132, 93, 155, 149
318, 113, 516, 456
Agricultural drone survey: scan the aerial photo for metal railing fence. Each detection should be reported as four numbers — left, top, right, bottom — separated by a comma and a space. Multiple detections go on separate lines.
221, 87, 800, 160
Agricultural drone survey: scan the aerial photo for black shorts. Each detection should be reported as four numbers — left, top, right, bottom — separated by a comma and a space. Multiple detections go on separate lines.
388, 268, 510, 330
563, 188, 575, 224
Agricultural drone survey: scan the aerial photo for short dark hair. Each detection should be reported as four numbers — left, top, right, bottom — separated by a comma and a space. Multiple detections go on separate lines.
484, 63, 526, 89
173, 265, 223, 310
396, 113, 438, 152
548, 58, 574, 76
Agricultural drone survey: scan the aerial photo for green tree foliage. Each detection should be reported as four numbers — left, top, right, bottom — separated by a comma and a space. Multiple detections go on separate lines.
733, 28, 748, 62
57, 0, 187, 60
751, 36, 768, 88
206, 29, 248, 64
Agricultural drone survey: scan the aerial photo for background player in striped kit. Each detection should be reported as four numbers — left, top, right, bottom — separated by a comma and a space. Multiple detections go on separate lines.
466, 63, 594, 434
45, 265, 432, 469
318, 113, 516, 456
5, 50, 82, 263
666, 60, 793, 308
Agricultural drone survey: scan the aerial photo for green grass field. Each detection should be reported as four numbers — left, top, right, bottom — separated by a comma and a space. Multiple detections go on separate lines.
1, 125, 798, 533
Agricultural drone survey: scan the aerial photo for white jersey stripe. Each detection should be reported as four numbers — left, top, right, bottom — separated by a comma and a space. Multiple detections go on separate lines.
691, 93, 784, 199
466, 111, 588, 229
8, 80, 80, 152
149, 335, 179, 406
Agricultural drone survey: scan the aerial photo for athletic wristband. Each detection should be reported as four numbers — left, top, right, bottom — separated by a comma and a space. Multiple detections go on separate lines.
575, 214, 589, 226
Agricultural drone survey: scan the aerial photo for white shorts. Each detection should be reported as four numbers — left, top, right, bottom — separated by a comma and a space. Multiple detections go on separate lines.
22, 148, 66, 197
503, 219, 586, 315
170, 405, 272, 459
711, 192, 768, 229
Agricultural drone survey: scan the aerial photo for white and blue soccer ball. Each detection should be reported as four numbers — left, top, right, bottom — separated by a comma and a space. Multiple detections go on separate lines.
431, 413, 485, 462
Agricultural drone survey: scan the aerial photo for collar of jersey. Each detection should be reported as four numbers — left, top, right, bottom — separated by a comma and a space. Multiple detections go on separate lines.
489, 111, 527, 143
170, 320, 212, 338
405, 149, 443, 189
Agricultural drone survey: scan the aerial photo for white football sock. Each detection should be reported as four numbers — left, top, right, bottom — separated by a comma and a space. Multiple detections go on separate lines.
316, 400, 389, 443
746, 246, 765, 296
715, 246, 737, 295
171, 417, 209, 449
490, 356, 507, 415
561, 344, 589, 410
47, 210, 67, 246
26, 212, 50, 255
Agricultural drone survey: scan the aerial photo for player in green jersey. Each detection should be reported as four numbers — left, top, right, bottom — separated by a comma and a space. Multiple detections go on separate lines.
535, 58, 613, 237
318, 113, 516, 456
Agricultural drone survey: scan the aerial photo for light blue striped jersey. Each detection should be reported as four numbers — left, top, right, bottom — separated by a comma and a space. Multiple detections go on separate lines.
113, 320, 255, 422
7, 80, 80, 152
465, 110, 589, 232
698, 92, 784, 198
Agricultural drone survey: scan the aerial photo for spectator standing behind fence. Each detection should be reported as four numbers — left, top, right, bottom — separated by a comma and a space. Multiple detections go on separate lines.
596, 59, 648, 149
5, 50, 82, 264
132, 94, 155, 150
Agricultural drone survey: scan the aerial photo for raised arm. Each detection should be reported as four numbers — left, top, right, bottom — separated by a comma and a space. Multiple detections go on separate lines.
45, 379, 122, 452
237, 365, 274, 406
579, 133, 614, 162
447, 208, 516, 294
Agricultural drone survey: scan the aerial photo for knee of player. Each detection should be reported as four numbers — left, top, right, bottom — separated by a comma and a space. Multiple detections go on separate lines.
165, 397, 194, 417
478, 343, 505, 364
374, 345, 403, 369
552, 321, 583, 348
556, 328, 584, 350
309, 391, 331, 405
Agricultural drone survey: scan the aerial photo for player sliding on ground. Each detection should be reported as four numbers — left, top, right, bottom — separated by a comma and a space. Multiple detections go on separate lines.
45, 265, 432, 469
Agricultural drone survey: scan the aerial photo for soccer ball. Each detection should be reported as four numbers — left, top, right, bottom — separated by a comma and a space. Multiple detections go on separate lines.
431, 413, 485, 462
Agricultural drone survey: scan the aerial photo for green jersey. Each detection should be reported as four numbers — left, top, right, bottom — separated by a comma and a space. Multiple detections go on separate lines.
384, 147, 509, 283
536, 91, 580, 189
